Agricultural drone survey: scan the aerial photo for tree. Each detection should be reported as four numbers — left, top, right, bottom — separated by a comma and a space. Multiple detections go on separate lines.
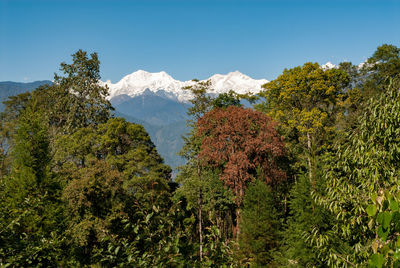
196, 106, 286, 238
54, 117, 171, 190
314, 76, 400, 265
177, 81, 244, 262
54, 117, 176, 264
49, 49, 113, 132
278, 170, 338, 266
254, 62, 350, 266
0, 105, 64, 266
363, 44, 400, 90
62, 159, 128, 262
337, 45, 400, 134
255, 62, 349, 180
239, 177, 280, 266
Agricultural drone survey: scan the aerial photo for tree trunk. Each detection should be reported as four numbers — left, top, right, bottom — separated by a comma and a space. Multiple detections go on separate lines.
235, 207, 241, 241
307, 132, 315, 212
199, 189, 203, 262
307, 132, 313, 182
197, 161, 203, 262
234, 187, 244, 241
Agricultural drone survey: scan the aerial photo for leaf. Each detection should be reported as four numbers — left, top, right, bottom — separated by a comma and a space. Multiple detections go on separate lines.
390, 200, 399, 211
369, 253, 384, 268
145, 212, 153, 224
382, 211, 393, 229
377, 226, 390, 241
367, 204, 377, 217
377, 212, 384, 225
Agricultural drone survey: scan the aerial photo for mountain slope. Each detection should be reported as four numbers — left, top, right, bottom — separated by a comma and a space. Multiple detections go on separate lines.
0, 80, 52, 110
111, 90, 189, 126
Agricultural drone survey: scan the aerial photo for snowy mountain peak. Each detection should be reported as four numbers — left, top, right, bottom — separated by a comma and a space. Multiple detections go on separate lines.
104, 70, 268, 102
321, 62, 337, 70
208, 71, 268, 95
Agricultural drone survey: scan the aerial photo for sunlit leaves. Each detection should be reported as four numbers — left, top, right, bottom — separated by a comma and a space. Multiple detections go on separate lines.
316, 77, 400, 265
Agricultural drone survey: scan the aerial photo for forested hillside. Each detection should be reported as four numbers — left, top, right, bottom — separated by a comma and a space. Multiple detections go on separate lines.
1, 45, 400, 267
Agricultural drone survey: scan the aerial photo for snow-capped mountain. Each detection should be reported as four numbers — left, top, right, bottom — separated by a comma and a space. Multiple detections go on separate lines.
321, 61, 337, 70
102, 70, 268, 102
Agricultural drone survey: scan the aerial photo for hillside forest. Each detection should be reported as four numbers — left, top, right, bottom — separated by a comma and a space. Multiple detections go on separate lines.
1, 44, 400, 267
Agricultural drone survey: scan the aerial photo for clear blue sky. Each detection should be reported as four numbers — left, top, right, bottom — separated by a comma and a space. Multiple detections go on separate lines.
0, 0, 399, 82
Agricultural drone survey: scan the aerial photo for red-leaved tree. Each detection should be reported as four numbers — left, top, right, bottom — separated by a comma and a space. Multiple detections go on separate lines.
196, 106, 286, 237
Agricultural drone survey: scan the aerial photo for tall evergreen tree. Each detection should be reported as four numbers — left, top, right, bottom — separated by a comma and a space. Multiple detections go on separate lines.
0, 105, 64, 266
50, 49, 113, 132
239, 177, 280, 266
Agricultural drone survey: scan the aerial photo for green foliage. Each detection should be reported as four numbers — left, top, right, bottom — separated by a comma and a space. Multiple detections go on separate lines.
276, 170, 339, 267
175, 167, 236, 238
54, 117, 171, 183
315, 76, 400, 265
255, 62, 349, 174
211, 90, 242, 108
201, 226, 239, 267
50, 49, 113, 132
0, 105, 64, 266
256, 62, 351, 267
53, 117, 175, 264
239, 178, 280, 266
367, 192, 400, 267
3, 45, 400, 267
364, 44, 400, 89
338, 45, 400, 134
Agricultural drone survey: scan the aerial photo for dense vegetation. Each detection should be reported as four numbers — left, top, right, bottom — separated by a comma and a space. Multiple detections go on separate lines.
0, 44, 399, 267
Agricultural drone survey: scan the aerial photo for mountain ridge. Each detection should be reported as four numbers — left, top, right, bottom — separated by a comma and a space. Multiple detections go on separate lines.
102, 70, 268, 102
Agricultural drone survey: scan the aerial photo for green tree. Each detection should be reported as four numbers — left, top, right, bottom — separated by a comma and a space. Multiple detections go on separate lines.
239, 177, 280, 266
337, 45, 400, 134
314, 76, 400, 265
0, 50, 113, 137
0, 105, 64, 266
255, 62, 350, 266
54, 117, 171, 185
256, 62, 349, 180
50, 49, 113, 132
54, 117, 175, 264
363, 44, 400, 92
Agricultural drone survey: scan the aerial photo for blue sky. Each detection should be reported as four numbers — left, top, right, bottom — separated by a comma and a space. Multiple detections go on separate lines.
0, 0, 399, 82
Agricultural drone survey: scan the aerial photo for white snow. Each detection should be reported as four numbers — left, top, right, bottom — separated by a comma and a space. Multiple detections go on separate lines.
102, 70, 269, 103
321, 62, 337, 70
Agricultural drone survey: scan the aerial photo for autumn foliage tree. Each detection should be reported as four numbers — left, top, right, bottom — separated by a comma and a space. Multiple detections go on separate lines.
196, 106, 286, 237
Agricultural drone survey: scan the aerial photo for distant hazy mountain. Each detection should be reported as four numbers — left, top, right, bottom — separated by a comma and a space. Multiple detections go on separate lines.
111, 91, 189, 168
110, 90, 190, 126
102, 70, 268, 102
0, 80, 52, 110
